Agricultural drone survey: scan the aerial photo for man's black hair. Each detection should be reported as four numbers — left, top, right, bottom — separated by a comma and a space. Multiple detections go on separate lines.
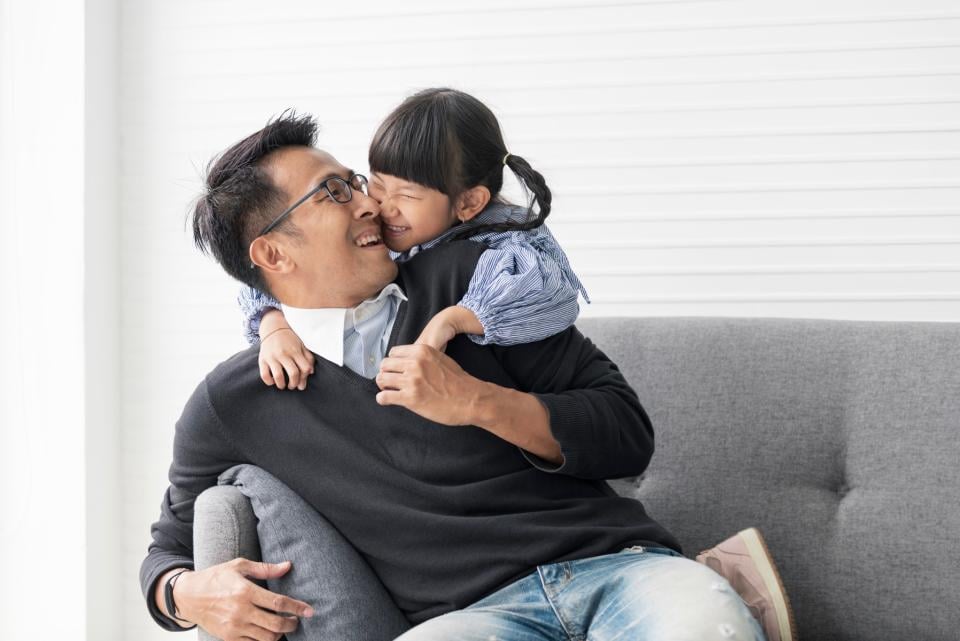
191, 110, 318, 295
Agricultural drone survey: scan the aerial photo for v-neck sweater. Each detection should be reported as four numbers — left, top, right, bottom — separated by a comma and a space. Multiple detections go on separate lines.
140, 240, 681, 630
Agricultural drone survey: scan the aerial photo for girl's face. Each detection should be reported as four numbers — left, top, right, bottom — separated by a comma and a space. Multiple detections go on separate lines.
369, 172, 458, 252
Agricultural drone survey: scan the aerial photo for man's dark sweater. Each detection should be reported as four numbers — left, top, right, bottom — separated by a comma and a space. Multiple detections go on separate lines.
140, 240, 682, 630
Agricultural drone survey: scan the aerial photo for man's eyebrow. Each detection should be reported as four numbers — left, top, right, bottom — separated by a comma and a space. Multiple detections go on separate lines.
318, 170, 347, 184
308, 169, 352, 191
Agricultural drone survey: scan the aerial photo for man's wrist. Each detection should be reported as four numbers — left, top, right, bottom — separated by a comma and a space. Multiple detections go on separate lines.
467, 383, 562, 464
467, 380, 514, 430
154, 568, 196, 629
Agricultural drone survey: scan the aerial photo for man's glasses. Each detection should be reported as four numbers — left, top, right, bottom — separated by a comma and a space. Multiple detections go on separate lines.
256, 173, 369, 238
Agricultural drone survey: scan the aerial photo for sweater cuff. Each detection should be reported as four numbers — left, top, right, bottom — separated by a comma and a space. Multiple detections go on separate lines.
520, 393, 592, 475
141, 555, 196, 632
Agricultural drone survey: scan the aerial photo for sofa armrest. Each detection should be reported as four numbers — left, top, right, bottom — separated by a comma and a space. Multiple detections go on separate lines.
193, 485, 262, 641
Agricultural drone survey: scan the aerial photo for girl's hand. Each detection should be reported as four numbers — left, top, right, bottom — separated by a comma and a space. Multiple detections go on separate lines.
415, 306, 484, 353
259, 327, 315, 390
414, 315, 458, 353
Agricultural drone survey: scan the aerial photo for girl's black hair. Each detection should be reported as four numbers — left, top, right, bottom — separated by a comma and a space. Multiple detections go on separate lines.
368, 88, 551, 239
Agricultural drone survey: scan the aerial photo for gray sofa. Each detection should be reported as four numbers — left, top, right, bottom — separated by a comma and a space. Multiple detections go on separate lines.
194, 317, 960, 641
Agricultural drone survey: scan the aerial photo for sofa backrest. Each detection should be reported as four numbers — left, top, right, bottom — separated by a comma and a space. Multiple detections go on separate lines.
578, 316, 959, 641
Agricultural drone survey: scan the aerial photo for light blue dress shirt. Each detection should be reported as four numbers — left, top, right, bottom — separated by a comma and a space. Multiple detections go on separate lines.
281, 284, 406, 378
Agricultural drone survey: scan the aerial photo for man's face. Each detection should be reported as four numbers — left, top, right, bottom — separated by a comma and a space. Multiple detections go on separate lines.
264, 146, 397, 307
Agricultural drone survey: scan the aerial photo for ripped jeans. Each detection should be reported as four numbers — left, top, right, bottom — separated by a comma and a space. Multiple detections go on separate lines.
396, 545, 766, 641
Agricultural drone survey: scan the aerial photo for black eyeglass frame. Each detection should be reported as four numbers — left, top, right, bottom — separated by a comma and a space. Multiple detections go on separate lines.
255, 173, 369, 238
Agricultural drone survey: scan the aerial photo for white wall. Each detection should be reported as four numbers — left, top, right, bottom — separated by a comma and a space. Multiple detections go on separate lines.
112, 0, 957, 638
85, 0, 122, 639
0, 1, 119, 640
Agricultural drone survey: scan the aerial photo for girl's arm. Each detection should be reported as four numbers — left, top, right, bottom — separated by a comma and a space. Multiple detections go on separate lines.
238, 286, 314, 390
257, 309, 314, 390
415, 226, 589, 351
237, 285, 282, 345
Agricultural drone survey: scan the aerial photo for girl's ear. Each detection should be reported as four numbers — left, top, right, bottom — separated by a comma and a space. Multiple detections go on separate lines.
454, 185, 491, 222
249, 236, 295, 275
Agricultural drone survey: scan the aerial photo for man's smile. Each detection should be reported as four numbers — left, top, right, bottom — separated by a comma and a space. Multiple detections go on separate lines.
353, 226, 384, 248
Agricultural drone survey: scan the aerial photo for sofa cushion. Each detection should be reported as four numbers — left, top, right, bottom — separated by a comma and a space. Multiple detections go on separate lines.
578, 316, 959, 641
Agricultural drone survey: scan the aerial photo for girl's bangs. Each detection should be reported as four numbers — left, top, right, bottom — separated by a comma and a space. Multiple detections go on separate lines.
368, 102, 455, 195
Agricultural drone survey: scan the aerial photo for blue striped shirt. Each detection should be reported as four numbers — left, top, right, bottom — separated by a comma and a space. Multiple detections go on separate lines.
237, 202, 589, 347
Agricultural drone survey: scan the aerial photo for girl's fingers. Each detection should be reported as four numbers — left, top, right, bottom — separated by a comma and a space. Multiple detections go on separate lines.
293, 353, 313, 390
301, 348, 315, 371
259, 359, 274, 386
268, 360, 287, 390
278, 356, 301, 390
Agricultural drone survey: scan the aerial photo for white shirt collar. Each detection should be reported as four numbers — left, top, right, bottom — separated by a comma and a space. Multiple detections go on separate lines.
281, 283, 407, 366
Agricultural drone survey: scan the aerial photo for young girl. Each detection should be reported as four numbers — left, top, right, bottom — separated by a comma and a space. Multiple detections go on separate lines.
238, 87, 590, 389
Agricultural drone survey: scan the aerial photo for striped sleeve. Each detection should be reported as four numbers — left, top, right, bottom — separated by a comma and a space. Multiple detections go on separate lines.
237, 285, 281, 345
458, 226, 590, 346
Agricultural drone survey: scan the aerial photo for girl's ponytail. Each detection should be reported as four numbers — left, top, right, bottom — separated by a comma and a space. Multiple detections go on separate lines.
504, 153, 552, 230
452, 153, 551, 240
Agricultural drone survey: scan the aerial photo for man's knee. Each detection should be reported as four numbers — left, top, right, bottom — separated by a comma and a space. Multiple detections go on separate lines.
608, 554, 764, 641
670, 589, 762, 641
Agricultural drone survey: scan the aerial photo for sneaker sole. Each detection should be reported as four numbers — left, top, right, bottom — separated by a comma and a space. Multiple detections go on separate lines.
738, 527, 799, 641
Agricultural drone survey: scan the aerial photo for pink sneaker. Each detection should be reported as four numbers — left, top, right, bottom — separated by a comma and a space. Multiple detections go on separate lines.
696, 527, 798, 641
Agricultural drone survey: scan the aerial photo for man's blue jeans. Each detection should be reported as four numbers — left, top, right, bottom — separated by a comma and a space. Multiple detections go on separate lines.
219, 464, 764, 641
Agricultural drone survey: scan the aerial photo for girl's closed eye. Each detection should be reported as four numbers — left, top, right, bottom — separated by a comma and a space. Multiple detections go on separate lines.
367, 172, 457, 252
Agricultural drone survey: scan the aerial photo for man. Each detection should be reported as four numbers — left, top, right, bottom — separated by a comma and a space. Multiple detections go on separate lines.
141, 113, 791, 641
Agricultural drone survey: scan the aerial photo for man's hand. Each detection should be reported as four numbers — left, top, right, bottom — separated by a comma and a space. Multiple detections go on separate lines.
160, 559, 314, 641
375, 344, 487, 426
376, 344, 563, 463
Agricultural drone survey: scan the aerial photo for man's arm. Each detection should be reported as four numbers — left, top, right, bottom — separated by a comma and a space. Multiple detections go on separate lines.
375, 345, 561, 464
153, 567, 195, 629
375, 325, 652, 480
491, 325, 655, 479
140, 379, 314, 637
139, 378, 240, 630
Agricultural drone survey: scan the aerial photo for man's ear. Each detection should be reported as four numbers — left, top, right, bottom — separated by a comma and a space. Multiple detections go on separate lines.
249, 236, 295, 275
454, 185, 491, 223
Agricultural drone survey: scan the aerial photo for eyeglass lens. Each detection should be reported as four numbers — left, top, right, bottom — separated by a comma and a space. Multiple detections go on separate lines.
325, 174, 368, 203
